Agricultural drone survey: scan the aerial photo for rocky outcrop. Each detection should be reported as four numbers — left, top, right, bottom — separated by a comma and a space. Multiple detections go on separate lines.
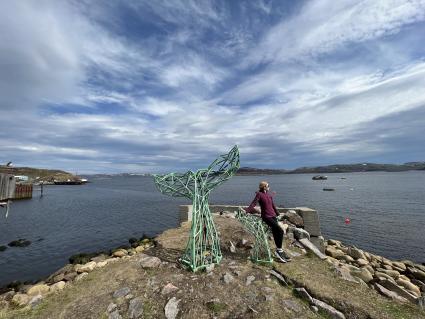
325, 239, 424, 305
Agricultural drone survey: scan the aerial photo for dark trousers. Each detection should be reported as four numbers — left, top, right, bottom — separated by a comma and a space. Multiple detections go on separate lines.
263, 216, 283, 249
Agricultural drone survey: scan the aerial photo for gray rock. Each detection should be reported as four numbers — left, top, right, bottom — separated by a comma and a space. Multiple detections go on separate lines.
138, 254, 161, 268
128, 297, 144, 319
164, 297, 180, 319
270, 270, 288, 286
161, 283, 179, 295
205, 264, 214, 273
379, 279, 418, 303
293, 288, 314, 304
75, 272, 88, 282
107, 303, 117, 313
311, 298, 346, 319
29, 294, 43, 308
113, 287, 131, 298
108, 310, 122, 319
281, 299, 302, 313
374, 283, 408, 303
281, 210, 304, 227
293, 228, 310, 240
411, 279, 425, 292
347, 246, 366, 260
334, 265, 358, 283
63, 272, 78, 282
222, 272, 234, 284
264, 295, 273, 301
299, 238, 327, 260
246, 275, 255, 286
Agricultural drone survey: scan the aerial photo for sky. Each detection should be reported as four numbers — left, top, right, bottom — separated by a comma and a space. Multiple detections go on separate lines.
1, 0, 425, 174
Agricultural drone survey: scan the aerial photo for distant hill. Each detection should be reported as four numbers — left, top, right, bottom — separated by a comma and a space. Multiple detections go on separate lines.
237, 162, 425, 175
0, 166, 77, 182
237, 167, 287, 175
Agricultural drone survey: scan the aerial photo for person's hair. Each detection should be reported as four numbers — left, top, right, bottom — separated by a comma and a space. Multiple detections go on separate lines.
259, 181, 269, 191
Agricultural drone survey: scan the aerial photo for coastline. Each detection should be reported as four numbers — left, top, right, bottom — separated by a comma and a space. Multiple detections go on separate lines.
0, 212, 424, 318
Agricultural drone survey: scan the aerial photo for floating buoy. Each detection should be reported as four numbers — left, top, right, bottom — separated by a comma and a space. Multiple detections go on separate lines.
345, 217, 351, 225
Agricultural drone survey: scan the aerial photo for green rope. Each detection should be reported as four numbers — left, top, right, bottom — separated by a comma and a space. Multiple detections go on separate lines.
153, 145, 240, 272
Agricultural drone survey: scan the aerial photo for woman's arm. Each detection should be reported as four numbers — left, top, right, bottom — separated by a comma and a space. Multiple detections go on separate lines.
245, 192, 260, 214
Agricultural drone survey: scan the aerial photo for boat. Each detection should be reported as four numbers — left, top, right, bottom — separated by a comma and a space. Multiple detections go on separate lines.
323, 188, 335, 191
312, 175, 328, 180
53, 179, 87, 185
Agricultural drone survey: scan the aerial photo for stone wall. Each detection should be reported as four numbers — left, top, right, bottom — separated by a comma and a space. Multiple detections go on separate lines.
178, 204, 324, 252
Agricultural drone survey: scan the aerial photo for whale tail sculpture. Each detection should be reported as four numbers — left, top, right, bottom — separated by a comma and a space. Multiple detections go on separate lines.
236, 207, 273, 265
153, 145, 240, 271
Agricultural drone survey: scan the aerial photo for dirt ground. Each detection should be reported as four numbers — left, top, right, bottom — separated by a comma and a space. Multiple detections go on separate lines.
1, 216, 424, 319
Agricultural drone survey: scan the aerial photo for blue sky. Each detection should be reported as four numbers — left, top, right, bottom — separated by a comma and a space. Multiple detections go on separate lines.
1, 0, 425, 173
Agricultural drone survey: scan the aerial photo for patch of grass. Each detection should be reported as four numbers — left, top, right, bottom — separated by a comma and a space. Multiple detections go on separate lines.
206, 301, 227, 314
143, 300, 155, 319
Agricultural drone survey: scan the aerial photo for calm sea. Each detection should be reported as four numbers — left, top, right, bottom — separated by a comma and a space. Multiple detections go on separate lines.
0, 172, 424, 286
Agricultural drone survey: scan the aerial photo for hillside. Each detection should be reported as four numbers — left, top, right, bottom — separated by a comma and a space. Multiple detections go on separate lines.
0, 216, 423, 318
237, 162, 425, 175
0, 167, 77, 183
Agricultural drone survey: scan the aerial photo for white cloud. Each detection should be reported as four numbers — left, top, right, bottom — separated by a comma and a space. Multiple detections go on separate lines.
245, 0, 425, 65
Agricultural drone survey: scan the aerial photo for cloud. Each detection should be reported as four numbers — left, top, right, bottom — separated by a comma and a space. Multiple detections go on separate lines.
245, 0, 425, 65
1, 1, 425, 173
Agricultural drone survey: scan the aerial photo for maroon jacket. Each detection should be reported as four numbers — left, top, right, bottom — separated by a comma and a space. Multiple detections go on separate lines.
246, 191, 279, 219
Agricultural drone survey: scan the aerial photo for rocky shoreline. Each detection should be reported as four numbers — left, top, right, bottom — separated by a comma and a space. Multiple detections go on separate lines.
325, 239, 425, 305
0, 237, 155, 308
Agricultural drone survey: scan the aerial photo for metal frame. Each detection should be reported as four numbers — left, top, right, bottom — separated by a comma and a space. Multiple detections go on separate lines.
153, 145, 240, 272
236, 207, 273, 265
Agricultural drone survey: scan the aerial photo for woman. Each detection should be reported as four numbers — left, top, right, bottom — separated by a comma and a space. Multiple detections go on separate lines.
246, 181, 291, 263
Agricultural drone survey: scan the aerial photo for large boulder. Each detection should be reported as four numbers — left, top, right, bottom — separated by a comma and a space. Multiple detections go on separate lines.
138, 254, 161, 268
356, 258, 369, 267
281, 210, 304, 227
380, 269, 400, 280
27, 284, 49, 296
12, 293, 30, 306
379, 279, 418, 303
112, 249, 128, 258
50, 281, 66, 292
347, 246, 366, 260
351, 268, 373, 283
392, 261, 406, 272
325, 247, 345, 259
374, 283, 408, 303
293, 228, 310, 240
396, 278, 421, 297
74, 261, 97, 273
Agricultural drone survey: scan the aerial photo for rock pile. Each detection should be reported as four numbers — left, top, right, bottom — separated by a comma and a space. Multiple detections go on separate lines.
325, 239, 425, 306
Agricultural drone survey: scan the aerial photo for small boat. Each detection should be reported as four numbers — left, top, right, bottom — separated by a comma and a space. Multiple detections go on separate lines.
312, 175, 328, 180
323, 188, 335, 191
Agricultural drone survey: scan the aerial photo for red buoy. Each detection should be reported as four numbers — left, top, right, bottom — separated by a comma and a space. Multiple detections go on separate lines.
345, 217, 351, 225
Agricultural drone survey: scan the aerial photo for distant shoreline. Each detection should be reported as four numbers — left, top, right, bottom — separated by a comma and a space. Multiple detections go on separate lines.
236, 162, 425, 175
